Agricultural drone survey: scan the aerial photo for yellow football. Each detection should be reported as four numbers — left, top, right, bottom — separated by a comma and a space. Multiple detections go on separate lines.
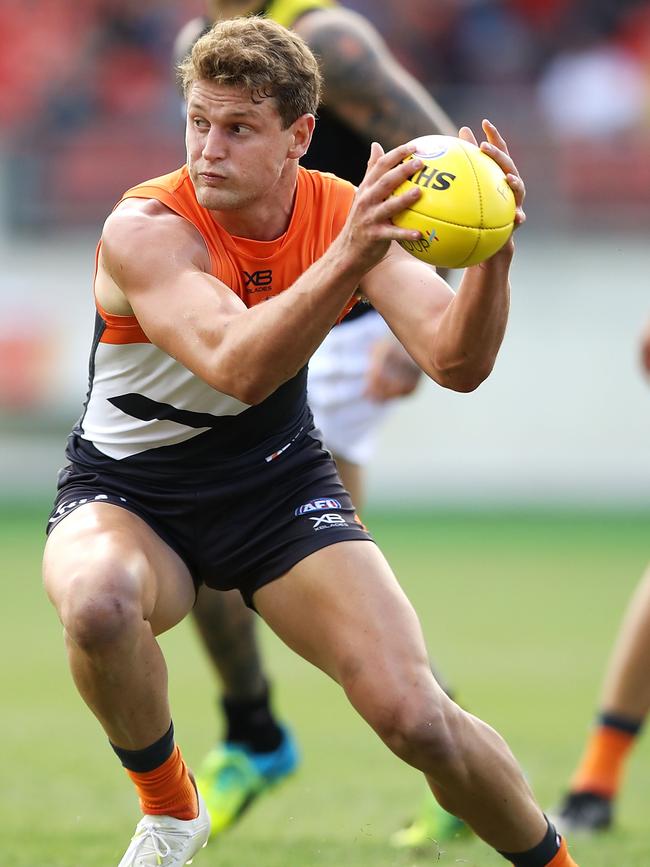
391, 134, 516, 268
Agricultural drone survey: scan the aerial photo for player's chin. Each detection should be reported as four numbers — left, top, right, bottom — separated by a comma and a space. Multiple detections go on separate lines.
195, 187, 235, 211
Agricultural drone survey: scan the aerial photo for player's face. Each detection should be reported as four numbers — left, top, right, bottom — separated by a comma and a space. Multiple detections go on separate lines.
186, 80, 301, 213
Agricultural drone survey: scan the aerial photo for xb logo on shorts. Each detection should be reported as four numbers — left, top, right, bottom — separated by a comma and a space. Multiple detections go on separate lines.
309, 513, 348, 531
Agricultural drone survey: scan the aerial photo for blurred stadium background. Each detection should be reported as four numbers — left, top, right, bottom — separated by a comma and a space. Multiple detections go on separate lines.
1, 0, 649, 507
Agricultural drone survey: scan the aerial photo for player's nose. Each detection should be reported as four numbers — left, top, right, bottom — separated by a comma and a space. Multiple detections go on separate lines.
202, 126, 227, 161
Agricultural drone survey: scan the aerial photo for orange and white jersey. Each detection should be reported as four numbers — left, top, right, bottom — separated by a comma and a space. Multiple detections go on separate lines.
68, 166, 356, 480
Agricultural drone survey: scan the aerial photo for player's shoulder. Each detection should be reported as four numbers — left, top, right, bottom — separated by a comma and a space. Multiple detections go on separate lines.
122, 166, 190, 199
101, 196, 204, 272
107, 167, 197, 236
106, 167, 188, 232
294, 6, 388, 96
293, 5, 380, 50
299, 166, 356, 200
105, 197, 174, 233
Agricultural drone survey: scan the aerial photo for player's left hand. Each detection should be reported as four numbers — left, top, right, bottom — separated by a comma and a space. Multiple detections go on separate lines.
459, 119, 526, 235
365, 336, 422, 402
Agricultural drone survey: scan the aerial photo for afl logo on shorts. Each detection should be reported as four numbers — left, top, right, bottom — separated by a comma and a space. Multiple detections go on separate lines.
295, 498, 342, 516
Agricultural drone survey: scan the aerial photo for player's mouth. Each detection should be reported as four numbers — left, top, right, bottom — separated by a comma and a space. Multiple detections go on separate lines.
199, 172, 227, 185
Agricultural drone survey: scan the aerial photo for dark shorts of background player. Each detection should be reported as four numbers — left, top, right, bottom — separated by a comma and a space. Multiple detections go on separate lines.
46, 428, 374, 608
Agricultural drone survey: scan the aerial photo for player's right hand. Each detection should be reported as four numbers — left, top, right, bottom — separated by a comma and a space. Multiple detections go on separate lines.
339, 142, 425, 273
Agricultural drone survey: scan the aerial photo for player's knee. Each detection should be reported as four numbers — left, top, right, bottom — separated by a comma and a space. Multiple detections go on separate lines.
58, 563, 145, 652
373, 694, 464, 772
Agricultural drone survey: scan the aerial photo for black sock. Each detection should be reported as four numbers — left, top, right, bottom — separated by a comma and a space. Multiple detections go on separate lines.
110, 721, 175, 772
498, 818, 561, 867
221, 684, 283, 753
598, 710, 644, 736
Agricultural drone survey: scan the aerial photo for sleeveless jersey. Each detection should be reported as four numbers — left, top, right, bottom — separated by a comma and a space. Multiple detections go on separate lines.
67, 166, 356, 481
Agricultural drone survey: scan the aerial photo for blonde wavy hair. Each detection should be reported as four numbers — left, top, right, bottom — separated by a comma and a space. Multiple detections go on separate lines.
178, 16, 322, 129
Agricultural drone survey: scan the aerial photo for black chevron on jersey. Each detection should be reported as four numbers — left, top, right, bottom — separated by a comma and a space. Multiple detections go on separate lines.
109, 393, 227, 429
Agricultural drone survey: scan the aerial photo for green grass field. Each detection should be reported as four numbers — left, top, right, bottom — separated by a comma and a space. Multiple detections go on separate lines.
3, 501, 649, 866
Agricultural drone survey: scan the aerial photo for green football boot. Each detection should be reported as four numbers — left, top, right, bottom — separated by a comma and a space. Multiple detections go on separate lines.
196, 726, 299, 838
390, 790, 468, 849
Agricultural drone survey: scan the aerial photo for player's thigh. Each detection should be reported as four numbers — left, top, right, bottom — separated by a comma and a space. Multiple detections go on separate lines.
43, 502, 196, 635
254, 540, 434, 696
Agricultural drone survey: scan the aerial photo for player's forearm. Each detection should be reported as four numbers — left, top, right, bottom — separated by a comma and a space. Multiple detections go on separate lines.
379, 62, 456, 143
212, 241, 366, 404
337, 68, 456, 148
429, 248, 512, 392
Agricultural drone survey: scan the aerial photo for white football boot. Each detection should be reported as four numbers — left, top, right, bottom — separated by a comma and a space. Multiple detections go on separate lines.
117, 791, 210, 866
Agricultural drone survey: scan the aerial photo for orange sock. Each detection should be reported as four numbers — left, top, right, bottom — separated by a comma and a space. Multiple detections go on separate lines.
126, 744, 198, 819
570, 725, 636, 797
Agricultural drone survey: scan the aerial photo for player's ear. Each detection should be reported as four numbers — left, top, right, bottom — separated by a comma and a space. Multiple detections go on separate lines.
287, 113, 315, 159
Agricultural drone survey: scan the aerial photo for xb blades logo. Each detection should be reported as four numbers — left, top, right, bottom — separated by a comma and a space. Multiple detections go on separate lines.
244, 269, 273, 291
309, 513, 347, 530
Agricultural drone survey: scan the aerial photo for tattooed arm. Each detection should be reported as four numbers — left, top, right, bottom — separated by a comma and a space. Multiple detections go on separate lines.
294, 7, 456, 147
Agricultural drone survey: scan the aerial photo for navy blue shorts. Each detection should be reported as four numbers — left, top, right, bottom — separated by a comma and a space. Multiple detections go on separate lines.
46, 428, 374, 606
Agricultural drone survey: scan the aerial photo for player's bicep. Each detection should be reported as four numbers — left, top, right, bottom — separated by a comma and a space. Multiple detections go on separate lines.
129, 268, 244, 362
100, 206, 245, 381
300, 10, 447, 147
303, 14, 396, 130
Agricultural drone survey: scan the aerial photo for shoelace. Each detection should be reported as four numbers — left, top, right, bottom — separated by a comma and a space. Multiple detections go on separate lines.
133, 825, 173, 861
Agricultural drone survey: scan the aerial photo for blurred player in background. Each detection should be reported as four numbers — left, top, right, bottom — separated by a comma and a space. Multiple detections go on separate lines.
174, 0, 464, 844
552, 318, 650, 833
